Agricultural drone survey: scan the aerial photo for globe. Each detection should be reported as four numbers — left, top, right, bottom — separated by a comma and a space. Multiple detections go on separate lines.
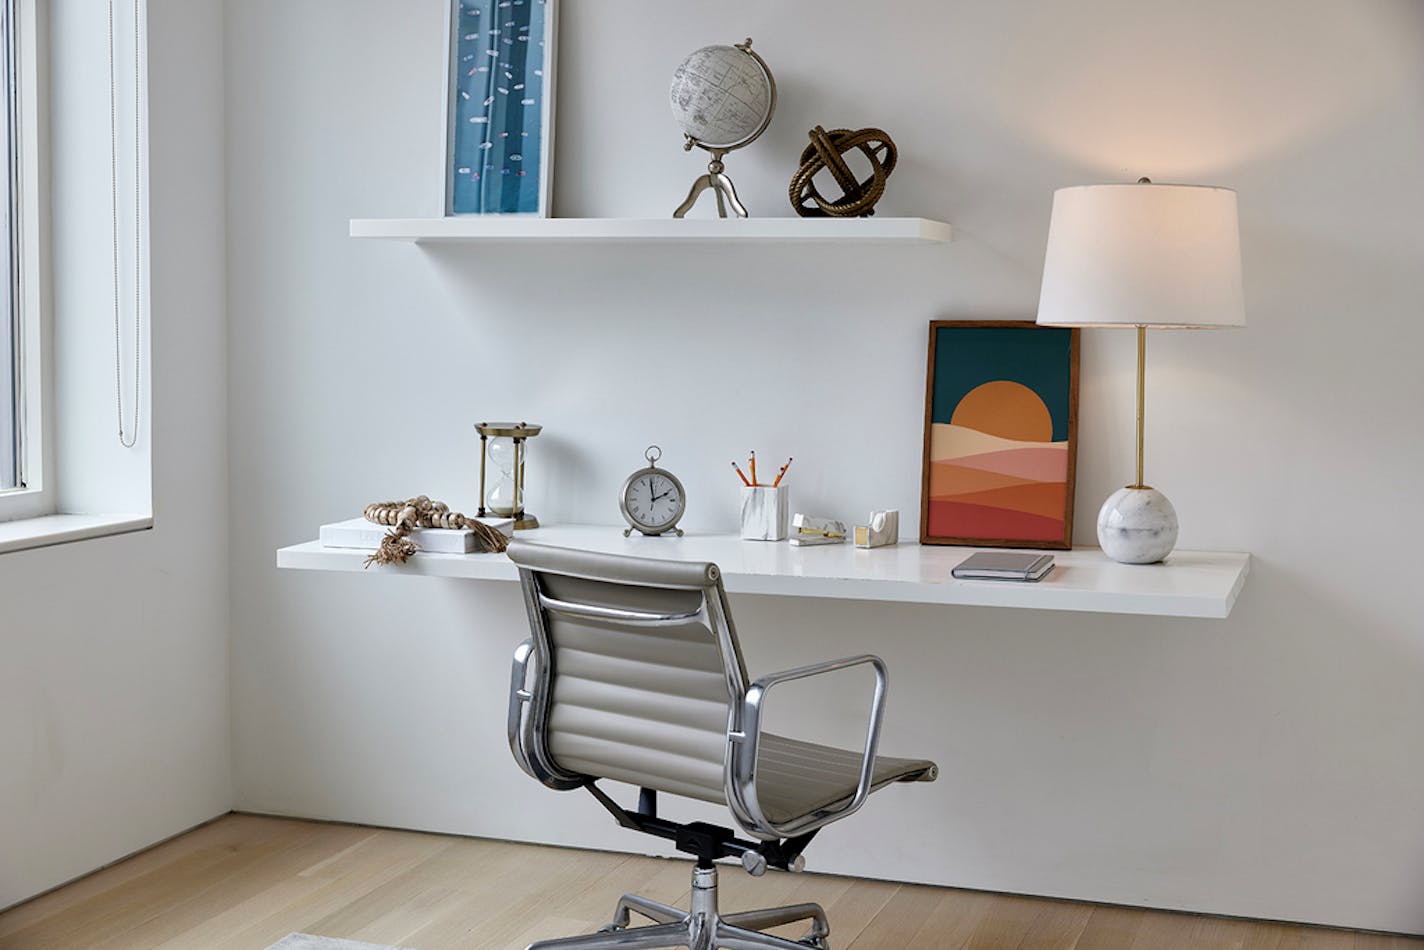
669, 43, 775, 151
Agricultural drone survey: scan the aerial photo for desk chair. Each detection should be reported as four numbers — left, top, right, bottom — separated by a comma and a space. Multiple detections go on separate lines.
507, 541, 938, 950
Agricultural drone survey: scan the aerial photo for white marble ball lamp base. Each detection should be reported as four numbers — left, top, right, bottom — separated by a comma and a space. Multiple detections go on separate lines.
1097, 486, 1179, 564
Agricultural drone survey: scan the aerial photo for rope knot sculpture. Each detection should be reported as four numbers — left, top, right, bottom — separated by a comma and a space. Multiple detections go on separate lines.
788, 125, 898, 218
363, 496, 509, 567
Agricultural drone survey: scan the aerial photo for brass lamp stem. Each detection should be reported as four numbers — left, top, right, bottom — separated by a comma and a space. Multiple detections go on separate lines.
1133, 324, 1147, 489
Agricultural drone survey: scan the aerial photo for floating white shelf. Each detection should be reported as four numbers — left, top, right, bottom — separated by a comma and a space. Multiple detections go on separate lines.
277, 524, 1249, 619
349, 216, 953, 245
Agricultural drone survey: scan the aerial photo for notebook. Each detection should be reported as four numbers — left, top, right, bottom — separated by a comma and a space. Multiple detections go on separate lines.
951, 551, 1055, 582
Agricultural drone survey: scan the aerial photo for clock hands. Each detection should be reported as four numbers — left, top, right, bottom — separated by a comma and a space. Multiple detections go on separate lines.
646, 475, 674, 504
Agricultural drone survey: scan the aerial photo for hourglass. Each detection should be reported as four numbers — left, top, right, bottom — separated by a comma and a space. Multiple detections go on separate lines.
475, 422, 541, 530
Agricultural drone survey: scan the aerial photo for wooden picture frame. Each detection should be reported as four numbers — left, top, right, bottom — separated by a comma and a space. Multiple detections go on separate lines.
920, 320, 1080, 549
443, 0, 558, 216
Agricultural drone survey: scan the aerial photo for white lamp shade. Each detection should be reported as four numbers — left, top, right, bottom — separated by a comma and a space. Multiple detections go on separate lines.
1036, 183, 1245, 328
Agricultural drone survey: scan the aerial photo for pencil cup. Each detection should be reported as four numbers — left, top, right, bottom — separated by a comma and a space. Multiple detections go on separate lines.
740, 486, 789, 541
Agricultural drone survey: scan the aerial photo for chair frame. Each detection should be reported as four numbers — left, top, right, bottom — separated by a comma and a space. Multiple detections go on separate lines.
508, 560, 890, 842
505, 546, 898, 949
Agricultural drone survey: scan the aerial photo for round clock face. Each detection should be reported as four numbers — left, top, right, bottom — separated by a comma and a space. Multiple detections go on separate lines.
621, 467, 686, 534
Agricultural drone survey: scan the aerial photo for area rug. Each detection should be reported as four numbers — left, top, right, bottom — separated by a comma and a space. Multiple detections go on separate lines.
266, 935, 413, 950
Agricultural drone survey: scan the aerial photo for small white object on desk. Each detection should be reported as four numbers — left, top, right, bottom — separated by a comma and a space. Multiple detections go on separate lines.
740, 486, 788, 541
790, 514, 846, 546
854, 509, 899, 549
319, 517, 513, 555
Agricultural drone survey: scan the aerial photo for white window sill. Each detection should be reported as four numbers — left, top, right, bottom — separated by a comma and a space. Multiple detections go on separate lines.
0, 513, 153, 555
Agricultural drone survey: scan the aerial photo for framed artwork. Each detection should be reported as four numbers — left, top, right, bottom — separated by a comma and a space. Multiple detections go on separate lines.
444, 0, 557, 216
920, 320, 1080, 549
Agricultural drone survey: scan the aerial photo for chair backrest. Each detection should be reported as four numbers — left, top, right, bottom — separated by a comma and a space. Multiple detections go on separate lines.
507, 541, 750, 806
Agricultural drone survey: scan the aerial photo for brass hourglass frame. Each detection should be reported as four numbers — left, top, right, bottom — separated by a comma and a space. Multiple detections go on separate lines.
476, 422, 541, 530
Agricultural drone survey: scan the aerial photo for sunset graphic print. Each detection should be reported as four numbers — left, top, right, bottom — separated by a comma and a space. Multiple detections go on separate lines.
926, 326, 1075, 544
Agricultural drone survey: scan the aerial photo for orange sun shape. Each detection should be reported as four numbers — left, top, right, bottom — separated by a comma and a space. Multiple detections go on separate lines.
950, 381, 1054, 442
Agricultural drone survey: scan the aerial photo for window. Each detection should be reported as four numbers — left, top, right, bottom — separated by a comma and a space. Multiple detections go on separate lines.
0, 0, 44, 527
0, 0, 155, 548
1, 0, 17, 493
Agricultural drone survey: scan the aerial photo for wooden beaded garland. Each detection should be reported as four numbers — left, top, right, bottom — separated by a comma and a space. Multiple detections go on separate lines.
362, 495, 509, 567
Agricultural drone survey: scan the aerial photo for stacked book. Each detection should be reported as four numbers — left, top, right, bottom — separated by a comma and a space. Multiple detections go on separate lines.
319, 517, 514, 555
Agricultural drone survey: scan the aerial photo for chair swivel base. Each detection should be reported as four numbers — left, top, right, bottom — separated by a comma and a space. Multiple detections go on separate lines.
527, 864, 830, 950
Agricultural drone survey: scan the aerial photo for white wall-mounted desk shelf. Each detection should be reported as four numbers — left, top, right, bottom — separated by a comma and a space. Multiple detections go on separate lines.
277, 524, 1249, 619
349, 217, 953, 245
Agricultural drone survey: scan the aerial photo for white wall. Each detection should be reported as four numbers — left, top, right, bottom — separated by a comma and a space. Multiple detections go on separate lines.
0, 0, 230, 911
226, 0, 1424, 933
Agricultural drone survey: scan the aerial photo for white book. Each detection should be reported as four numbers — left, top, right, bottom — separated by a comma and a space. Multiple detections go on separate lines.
319, 517, 513, 555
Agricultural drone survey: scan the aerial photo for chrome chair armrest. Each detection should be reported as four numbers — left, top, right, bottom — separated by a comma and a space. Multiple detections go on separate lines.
730, 654, 889, 838
507, 638, 537, 779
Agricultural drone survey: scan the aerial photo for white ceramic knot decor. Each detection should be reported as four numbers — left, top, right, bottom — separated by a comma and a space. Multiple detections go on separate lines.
1097, 487, 1179, 564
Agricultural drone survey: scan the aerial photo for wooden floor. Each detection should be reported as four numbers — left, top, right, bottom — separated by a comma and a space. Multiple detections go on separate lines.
0, 814, 1418, 950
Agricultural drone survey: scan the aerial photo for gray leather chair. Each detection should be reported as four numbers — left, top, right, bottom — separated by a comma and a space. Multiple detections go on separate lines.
507, 540, 938, 950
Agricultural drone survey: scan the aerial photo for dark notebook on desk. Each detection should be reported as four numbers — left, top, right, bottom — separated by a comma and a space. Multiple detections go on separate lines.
951, 551, 1055, 582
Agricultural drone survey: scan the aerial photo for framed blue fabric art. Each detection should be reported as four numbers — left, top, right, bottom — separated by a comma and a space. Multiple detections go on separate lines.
445, 0, 556, 215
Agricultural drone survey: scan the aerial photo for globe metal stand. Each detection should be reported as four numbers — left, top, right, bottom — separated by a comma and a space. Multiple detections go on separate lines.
674, 149, 748, 219
670, 38, 776, 219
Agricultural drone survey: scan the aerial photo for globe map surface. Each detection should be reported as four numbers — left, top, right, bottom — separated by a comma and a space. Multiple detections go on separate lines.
669, 45, 773, 149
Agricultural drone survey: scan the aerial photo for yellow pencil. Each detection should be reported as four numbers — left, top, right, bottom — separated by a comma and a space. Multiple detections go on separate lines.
731, 462, 751, 487
749, 451, 757, 487
772, 457, 793, 488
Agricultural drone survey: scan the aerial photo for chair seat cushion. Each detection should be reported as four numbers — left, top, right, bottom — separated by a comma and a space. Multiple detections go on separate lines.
754, 733, 938, 826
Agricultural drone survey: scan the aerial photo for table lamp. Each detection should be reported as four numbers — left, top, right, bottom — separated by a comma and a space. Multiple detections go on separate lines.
1036, 179, 1244, 564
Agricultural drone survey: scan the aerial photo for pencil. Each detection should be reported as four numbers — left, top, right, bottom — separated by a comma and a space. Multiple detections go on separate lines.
749, 451, 757, 487
731, 462, 751, 487
772, 457, 793, 488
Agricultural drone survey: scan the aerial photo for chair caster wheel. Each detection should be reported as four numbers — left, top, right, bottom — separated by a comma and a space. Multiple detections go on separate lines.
798, 938, 829, 949
598, 924, 623, 933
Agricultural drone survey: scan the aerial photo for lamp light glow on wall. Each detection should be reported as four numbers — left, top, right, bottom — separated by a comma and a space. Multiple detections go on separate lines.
1036, 179, 1245, 564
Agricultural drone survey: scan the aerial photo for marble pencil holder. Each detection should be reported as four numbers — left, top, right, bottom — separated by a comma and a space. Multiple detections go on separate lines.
740, 486, 789, 541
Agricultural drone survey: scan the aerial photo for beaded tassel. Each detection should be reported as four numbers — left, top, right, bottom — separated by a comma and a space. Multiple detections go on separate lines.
362, 496, 510, 567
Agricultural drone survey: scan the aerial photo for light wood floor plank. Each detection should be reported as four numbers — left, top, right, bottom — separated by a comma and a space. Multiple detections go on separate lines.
954, 892, 1058, 949
1015, 898, 1094, 950
907, 887, 999, 947
0, 815, 307, 950
789, 874, 898, 948
1075, 904, 1151, 950
1299, 927, 1363, 949
1129, 908, 1206, 950
106, 822, 376, 950
1357, 936, 1424, 950
0, 814, 1419, 950
202, 827, 452, 950
846, 882, 946, 948
0, 814, 290, 939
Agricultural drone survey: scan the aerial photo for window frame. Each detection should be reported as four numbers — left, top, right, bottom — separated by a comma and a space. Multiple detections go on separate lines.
0, 0, 49, 525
